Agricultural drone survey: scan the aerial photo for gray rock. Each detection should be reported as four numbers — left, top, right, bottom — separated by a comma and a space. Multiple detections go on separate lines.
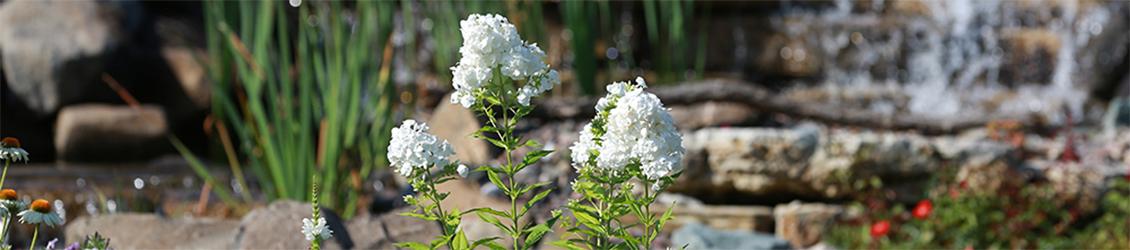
54, 104, 169, 162
671, 223, 791, 250
347, 208, 443, 250
665, 205, 775, 233
1103, 98, 1130, 137
65, 213, 240, 249
672, 126, 939, 199
774, 202, 843, 249
668, 102, 757, 129
0, 0, 133, 116
236, 200, 352, 250
429, 94, 490, 164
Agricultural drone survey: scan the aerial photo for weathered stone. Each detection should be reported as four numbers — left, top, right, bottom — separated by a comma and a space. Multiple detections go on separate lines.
672, 126, 939, 199
774, 201, 844, 249
665, 205, 775, 233
668, 102, 757, 129
0, 0, 134, 116
429, 94, 491, 164
348, 208, 443, 249
671, 223, 790, 250
236, 201, 352, 250
54, 104, 169, 162
161, 47, 210, 109
65, 213, 240, 249
1000, 28, 1060, 85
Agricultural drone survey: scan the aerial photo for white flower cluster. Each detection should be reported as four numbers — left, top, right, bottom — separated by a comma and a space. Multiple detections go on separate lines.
301, 217, 333, 242
387, 120, 455, 178
570, 77, 684, 180
450, 14, 560, 108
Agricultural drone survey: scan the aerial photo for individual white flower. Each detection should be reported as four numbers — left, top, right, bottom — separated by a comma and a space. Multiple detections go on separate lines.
387, 120, 455, 178
449, 13, 558, 108
301, 217, 333, 242
18, 199, 63, 227
457, 164, 470, 178
0, 137, 29, 162
288, 0, 300, 7
570, 77, 684, 179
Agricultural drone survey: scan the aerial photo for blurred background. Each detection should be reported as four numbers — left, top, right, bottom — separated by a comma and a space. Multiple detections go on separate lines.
0, 0, 1127, 249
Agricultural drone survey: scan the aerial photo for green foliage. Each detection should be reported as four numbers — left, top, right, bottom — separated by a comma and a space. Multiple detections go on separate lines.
1073, 179, 1130, 249
81, 232, 112, 250
467, 69, 561, 250
396, 163, 478, 250
827, 170, 1130, 249
557, 161, 680, 250
554, 81, 681, 249
642, 0, 707, 84
193, 1, 398, 217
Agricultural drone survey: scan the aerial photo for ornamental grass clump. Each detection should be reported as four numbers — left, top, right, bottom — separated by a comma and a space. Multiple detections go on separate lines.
559, 77, 685, 249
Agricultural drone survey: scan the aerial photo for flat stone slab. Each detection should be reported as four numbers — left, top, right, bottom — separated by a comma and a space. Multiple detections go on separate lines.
66, 213, 240, 249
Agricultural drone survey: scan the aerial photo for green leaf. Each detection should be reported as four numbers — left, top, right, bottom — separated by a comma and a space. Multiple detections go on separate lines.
475, 209, 514, 235
400, 212, 437, 221
394, 242, 430, 250
470, 237, 501, 249
485, 137, 509, 150
658, 205, 676, 228
524, 224, 552, 245
521, 149, 553, 167
470, 207, 510, 218
574, 211, 602, 231
525, 188, 553, 212
551, 240, 585, 250
485, 95, 503, 106
452, 229, 469, 250
486, 170, 510, 195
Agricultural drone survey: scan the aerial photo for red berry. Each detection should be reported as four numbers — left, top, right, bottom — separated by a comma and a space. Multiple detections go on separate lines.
912, 199, 933, 220
870, 220, 891, 238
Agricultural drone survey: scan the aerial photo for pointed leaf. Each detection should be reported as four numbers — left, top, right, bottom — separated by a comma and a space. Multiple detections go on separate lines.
524, 224, 551, 245
394, 242, 430, 250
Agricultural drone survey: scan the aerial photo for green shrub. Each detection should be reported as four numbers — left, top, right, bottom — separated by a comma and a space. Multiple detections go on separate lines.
828, 168, 1129, 249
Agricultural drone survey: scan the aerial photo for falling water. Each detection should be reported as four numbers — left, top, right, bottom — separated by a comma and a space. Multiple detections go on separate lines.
770, 0, 1125, 125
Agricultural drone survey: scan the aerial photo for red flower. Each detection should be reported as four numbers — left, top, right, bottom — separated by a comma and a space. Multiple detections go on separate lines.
912, 199, 933, 219
870, 220, 891, 238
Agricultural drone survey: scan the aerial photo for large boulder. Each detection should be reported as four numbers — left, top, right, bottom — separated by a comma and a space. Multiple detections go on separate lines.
672, 125, 940, 200
774, 202, 845, 249
236, 201, 352, 249
65, 213, 240, 249
347, 208, 444, 249
54, 104, 169, 162
0, 0, 136, 116
429, 94, 491, 164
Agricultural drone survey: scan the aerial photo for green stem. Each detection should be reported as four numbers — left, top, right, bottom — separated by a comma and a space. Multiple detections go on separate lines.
28, 225, 38, 250
642, 181, 655, 249
427, 179, 451, 237
1, 215, 8, 245
0, 160, 10, 190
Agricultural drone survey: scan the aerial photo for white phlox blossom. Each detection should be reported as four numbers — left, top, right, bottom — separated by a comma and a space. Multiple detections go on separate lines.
457, 164, 470, 178
450, 13, 560, 108
570, 77, 684, 180
301, 217, 333, 241
387, 120, 455, 178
